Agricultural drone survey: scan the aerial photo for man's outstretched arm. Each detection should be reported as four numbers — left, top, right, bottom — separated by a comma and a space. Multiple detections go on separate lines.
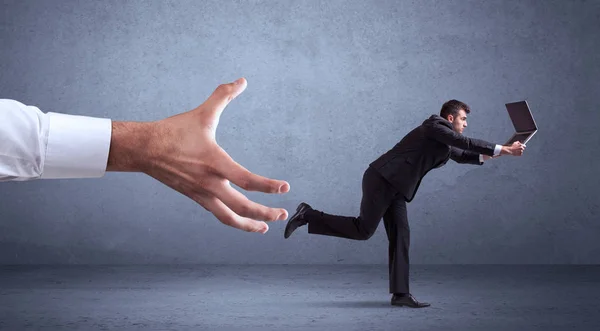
0, 78, 289, 234
449, 146, 514, 165
425, 120, 525, 157
449, 147, 485, 164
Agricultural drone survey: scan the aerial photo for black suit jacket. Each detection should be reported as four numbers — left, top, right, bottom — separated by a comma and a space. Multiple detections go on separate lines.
369, 114, 496, 202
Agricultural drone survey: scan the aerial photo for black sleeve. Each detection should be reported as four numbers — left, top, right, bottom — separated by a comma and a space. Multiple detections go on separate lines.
450, 147, 483, 165
425, 121, 496, 156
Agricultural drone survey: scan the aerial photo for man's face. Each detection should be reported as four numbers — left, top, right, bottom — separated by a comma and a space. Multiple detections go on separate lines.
448, 109, 468, 134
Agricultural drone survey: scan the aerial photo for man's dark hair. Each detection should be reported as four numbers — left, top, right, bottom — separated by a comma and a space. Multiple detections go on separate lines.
440, 99, 470, 119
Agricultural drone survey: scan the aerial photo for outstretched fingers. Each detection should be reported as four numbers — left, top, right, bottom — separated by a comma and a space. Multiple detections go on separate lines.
211, 182, 288, 222
195, 195, 270, 234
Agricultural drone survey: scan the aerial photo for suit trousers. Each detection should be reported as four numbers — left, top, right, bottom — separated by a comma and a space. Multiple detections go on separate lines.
305, 166, 411, 294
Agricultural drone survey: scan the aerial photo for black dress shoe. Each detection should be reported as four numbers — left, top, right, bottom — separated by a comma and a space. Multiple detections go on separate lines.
284, 202, 312, 238
391, 294, 430, 308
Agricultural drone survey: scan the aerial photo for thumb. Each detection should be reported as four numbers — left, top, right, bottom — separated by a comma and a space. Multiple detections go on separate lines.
201, 77, 248, 120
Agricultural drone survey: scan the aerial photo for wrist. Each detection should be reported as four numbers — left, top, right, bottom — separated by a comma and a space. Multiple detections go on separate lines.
500, 146, 510, 155
106, 121, 158, 173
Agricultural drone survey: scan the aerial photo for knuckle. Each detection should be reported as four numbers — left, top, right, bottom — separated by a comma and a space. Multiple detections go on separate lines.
238, 203, 253, 216
192, 177, 207, 189
217, 83, 233, 96
195, 177, 215, 192
216, 84, 227, 93
270, 212, 280, 222
238, 177, 251, 191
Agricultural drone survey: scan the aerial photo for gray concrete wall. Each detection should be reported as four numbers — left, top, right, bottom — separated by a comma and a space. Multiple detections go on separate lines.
1, 0, 598, 264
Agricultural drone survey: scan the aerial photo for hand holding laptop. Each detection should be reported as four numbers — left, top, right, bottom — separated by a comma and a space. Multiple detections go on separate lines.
501, 141, 526, 156
482, 141, 525, 160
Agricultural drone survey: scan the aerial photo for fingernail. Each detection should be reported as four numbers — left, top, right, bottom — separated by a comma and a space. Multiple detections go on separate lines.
278, 183, 290, 193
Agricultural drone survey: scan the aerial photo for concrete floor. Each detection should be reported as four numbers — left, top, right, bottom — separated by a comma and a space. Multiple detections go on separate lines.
0, 265, 599, 331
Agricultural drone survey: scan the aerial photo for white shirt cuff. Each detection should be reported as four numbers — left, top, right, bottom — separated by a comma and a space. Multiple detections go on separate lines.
494, 144, 502, 156
41, 112, 112, 179
479, 154, 484, 163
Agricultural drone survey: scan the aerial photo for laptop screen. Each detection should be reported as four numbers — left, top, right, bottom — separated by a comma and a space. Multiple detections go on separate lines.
506, 101, 537, 132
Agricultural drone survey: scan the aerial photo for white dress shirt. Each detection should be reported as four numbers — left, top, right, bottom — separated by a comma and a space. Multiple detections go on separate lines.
0, 99, 112, 181
0, 99, 501, 182
482, 145, 503, 163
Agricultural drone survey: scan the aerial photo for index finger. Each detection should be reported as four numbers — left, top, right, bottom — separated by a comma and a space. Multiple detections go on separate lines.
214, 149, 290, 194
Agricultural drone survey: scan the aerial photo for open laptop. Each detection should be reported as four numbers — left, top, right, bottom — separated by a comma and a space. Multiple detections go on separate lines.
504, 100, 538, 145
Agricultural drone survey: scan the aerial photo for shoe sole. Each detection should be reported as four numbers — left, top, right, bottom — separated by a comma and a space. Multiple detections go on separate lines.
391, 303, 430, 308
